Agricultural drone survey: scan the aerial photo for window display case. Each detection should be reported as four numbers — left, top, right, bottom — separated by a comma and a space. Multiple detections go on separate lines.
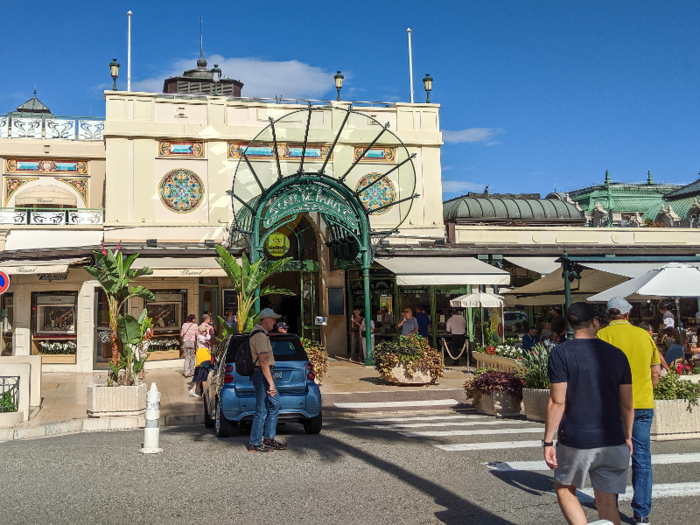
146, 292, 185, 334
35, 294, 77, 335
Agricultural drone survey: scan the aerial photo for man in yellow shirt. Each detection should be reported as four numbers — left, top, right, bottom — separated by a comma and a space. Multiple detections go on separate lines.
598, 297, 661, 525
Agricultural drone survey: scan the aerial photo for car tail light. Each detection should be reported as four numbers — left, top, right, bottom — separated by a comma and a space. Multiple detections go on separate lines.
224, 374, 234, 383
307, 371, 316, 381
305, 362, 314, 371
224, 365, 234, 373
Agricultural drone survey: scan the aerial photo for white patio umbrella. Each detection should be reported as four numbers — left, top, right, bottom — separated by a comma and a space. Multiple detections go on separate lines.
450, 292, 505, 347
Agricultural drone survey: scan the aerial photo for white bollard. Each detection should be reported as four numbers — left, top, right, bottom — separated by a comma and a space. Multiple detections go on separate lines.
140, 382, 163, 454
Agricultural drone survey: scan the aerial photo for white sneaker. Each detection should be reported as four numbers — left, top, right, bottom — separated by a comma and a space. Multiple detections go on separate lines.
189, 389, 199, 398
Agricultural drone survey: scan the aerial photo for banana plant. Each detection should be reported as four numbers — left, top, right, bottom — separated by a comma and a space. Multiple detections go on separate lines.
214, 245, 294, 333
84, 248, 155, 383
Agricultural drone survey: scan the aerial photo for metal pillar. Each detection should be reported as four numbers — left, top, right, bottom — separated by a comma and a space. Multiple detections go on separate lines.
562, 251, 573, 339
362, 225, 373, 365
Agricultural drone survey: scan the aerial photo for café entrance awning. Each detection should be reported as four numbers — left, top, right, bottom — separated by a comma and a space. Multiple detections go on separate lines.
376, 257, 511, 286
0, 257, 88, 275
133, 257, 230, 278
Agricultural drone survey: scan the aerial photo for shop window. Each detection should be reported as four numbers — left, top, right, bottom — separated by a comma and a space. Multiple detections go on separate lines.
146, 291, 186, 334
31, 292, 78, 358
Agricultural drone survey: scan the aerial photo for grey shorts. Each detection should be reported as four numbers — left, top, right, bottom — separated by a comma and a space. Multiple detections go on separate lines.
553, 443, 630, 494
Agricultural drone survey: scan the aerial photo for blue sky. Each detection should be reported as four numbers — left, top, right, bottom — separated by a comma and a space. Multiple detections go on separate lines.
2, 0, 700, 198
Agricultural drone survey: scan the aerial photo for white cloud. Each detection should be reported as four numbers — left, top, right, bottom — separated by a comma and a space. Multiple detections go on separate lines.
132, 54, 336, 99
441, 180, 486, 194
486, 141, 501, 147
442, 127, 503, 144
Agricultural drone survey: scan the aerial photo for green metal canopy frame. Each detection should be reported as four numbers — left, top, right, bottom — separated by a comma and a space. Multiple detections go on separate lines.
228, 105, 419, 364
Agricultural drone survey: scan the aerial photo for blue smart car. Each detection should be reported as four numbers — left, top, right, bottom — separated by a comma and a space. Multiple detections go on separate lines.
203, 333, 322, 437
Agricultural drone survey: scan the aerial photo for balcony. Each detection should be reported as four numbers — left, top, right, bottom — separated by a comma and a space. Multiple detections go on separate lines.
0, 208, 104, 226
0, 115, 104, 141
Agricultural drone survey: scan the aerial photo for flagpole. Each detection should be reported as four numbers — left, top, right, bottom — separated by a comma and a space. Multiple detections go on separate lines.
407, 28, 414, 103
127, 11, 132, 91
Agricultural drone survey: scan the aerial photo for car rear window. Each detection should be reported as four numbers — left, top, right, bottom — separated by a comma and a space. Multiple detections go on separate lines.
224, 334, 308, 363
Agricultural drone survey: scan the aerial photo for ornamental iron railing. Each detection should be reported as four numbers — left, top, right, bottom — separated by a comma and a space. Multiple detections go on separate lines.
0, 376, 19, 413
0, 115, 104, 141
0, 208, 104, 226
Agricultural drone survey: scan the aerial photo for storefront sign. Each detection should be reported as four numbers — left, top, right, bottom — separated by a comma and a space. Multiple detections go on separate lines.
265, 232, 290, 257
15, 266, 40, 274
264, 187, 358, 230
39, 273, 67, 282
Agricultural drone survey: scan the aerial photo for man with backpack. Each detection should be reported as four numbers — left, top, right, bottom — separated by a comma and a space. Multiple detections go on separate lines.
247, 308, 286, 452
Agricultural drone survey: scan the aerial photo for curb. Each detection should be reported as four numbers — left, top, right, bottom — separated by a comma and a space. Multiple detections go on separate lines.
0, 413, 204, 442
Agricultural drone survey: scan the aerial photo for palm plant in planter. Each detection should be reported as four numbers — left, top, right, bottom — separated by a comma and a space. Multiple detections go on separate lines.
373, 335, 444, 384
464, 369, 523, 416
517, 344, 551, 422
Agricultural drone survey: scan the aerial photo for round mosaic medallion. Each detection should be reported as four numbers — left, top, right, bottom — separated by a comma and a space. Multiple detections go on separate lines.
158, 169, 204, 214
355, 172, 396, 215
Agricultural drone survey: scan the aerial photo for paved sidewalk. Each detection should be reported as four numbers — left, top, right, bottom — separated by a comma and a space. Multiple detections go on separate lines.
0, 360, 472, 441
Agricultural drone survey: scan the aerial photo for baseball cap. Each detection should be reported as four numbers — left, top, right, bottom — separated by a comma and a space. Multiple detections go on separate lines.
259, 308, 281, 320
276, 322, 289, 330
566, 302, 598, 324
663, 317, 675, 329
606, 296, 633, 315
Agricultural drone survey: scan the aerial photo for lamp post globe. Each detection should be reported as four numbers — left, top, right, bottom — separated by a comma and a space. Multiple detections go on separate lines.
110, 58, 121, 91
334, 71, 344, 101
422, 73, 433, 103
211, 64, 222, 95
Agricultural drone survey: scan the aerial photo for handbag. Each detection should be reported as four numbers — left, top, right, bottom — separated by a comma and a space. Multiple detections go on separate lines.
181, 323, 197, 350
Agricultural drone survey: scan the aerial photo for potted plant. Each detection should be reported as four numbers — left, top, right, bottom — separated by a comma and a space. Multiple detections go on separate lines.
464, 369, 523, 417
39, 340, 77, 364
373, 335, 444, 385
473, 343, 522, 372
651, 371, 700, 440
518, 344, 551, 422
300, 338, 329, 384
83, 248, 155, 417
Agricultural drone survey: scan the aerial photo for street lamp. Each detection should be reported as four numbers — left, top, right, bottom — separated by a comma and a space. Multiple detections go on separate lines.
110, 58, 120, 91
211, 64, 222, 95
334, 71, 344, 101
423, 73, 433, 103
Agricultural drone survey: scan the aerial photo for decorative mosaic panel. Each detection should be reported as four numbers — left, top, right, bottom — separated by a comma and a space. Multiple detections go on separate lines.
355, 172, 396, 215
353, 146, 396, 163
56, 178, 88, 206
45, 119, 76, 140
0, 117, 8, 138
68, 210, 103, 224
29, 211, 66, 225
4, 159, 88, 175
158, 141, 205, 157
228, 142, 331, 161
158, 169, 205, 214
5, 177, 38, 205
0, 210, 28, 224
10, 117, 42, 139
78, 120, 104, 141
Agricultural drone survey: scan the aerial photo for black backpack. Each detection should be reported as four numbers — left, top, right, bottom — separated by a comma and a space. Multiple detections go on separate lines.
234, 329, 265, 376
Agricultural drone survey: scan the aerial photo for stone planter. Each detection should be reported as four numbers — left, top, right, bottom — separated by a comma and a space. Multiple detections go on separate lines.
389, 364, 432, 385
679, 375, 700, 384
41, 354, 76, 364
476, 392, 522, 417
87, 383, 147, 418
651, 399, 700, 440
474, 353, 519, 372
522, 388, 549, 422
0, 411, 23, 428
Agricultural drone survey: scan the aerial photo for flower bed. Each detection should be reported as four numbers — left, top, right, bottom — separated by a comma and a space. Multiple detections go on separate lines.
300, 338, 329, 384
473, 344, 523, 372
39, 341, 77, 355
652, 372, 700, 440
465, 369, 523, 417
373, 336, 444, 384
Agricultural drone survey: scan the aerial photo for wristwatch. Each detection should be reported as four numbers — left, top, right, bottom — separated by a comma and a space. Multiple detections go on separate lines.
541, 440, 554, 447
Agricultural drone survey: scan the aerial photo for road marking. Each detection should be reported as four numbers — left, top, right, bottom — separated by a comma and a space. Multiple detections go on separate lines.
399, 427, 544, 438
437, 440, 544, 451
567, 482, 700, 503
375, 420, 536, 429
488, 452, 700, 472
334, 399, 459, 409
353, 414, 480, 424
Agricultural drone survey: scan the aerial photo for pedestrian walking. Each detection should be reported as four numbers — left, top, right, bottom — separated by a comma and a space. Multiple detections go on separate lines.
598, 297, 662, 525
360, 316, 375, 361
550, 307, 567, 341
180, 314, 198, 377
350, 309, 362, 358
398, 308, 419, 336
544, 302, 634, 525
415, 305, 431, 338
189, 324, 212, 397
248, 308, 286, 452
446, 309, 467, 366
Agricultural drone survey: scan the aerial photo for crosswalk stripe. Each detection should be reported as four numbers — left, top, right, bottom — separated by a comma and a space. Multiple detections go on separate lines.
375, 420, 536, 429
488, 452, 700, 472
574, 482, 700, 503
334, 399, 459, 409
399, 427, 543, 438
437, 440, 544, 451
353, 414, 480, 424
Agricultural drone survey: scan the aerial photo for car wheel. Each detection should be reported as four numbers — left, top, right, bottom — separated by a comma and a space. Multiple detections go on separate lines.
303, 411, 322, 435
215, 398, 235, 438
203, 396, 215, 429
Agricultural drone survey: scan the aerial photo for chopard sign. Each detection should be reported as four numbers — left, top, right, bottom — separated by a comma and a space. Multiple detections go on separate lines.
263, 187, 358, 229
180, 269, 204, 276
39, 273, 68, 282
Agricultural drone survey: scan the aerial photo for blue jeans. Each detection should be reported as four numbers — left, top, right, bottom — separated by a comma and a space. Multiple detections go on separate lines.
631, 409, 654, 518
250, 368, 281, 446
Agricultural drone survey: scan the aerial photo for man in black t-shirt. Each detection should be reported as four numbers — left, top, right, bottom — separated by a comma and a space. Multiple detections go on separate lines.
543, 302, 634, 525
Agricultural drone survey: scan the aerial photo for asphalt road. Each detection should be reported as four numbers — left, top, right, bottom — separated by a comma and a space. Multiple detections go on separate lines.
1, 409, 699, 525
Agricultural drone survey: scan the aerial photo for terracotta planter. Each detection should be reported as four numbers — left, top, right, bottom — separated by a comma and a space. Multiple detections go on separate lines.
41, 354, 76, 364
522, 388, 549, 422
390, 364, 432, 385
651, 399, 700, 440
87, 383, 147, 418
147, 349, 180, 361
476, 392, 522, 417
474, 353, 519, 372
